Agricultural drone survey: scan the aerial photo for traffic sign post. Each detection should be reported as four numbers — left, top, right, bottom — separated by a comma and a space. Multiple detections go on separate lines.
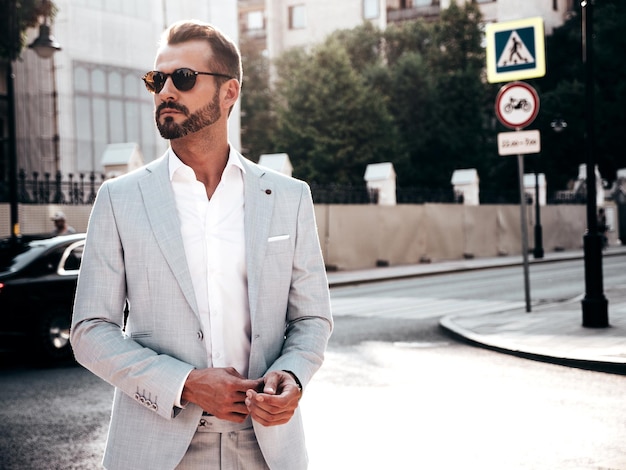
494, 81, 541, 313
486, 17, 546, 83
497, 130, 540, 156
495, 81, 540, 130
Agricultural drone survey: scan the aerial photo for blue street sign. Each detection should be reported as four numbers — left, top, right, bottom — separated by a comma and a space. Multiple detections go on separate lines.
486, 17, 546, 83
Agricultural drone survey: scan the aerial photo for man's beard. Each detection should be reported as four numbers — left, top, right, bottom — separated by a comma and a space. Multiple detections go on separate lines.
155, 89, 221, 140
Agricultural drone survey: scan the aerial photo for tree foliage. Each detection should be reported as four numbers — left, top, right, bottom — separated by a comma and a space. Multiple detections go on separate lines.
239, 36, 277, 162
272, 40, 400, 185
264, 1, 490, 188
536, 0, 626, 189
239, 1, 626, 195
0, 0, 57, 61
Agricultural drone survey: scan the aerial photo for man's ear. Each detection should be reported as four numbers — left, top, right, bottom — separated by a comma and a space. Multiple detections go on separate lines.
222, 79, 240, 110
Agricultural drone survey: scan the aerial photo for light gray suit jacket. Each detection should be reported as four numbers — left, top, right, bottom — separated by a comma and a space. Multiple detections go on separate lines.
70, 150, 333, 470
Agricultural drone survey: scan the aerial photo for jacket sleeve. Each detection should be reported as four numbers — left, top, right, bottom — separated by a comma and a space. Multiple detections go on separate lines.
70, 181, 195, 420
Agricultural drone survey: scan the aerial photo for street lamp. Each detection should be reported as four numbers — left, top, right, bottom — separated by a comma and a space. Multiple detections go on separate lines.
550, 118, 568, 134
580, 0, 608, 328
6, 1, 61, 241
28, 19, 62, 59
532, 170, 544, 259
532, 119, 567, 260
531, 118, 568, 260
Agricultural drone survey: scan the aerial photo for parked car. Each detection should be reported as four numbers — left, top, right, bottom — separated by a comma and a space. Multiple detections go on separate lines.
0, 233, 85, 363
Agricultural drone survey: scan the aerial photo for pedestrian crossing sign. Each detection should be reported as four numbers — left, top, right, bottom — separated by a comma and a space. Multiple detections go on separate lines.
486, 17, 546, 83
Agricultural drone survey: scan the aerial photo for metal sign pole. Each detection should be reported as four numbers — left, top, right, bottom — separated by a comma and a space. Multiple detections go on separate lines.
495, 82, 539, 314
517, 151, 531, 312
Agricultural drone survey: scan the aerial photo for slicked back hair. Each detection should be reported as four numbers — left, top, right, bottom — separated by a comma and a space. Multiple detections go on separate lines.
160, 20, 242, 87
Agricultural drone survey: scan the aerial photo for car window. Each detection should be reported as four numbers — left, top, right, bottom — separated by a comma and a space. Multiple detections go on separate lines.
61, 242, 84, 273
26, 247, 66, 276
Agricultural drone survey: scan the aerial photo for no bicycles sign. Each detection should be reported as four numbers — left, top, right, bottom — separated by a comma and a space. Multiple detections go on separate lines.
495, 81, 539, 130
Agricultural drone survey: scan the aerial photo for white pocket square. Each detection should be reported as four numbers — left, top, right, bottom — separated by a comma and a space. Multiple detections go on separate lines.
268, 234, 290, 242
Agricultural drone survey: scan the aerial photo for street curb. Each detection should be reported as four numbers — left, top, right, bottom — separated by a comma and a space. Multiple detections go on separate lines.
439, 314, 626, 376
328, 248, 626, 288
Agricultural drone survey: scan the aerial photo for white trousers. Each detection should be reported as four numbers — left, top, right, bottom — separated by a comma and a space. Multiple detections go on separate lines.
176, 416, 269, 470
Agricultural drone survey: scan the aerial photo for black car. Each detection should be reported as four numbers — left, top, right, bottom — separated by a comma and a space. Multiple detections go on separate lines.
0, 233, 85, 362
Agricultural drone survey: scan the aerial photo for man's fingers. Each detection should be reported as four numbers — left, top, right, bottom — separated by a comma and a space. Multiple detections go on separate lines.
262, 374, 279, 395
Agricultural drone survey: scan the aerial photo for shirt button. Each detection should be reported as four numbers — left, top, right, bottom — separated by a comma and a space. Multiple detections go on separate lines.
197, 331, 204, 340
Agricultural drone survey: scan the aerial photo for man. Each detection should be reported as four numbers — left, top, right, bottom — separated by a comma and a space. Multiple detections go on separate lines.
51, 211, 76, 235
598, 207, 608, 249
71, 20, 332, 470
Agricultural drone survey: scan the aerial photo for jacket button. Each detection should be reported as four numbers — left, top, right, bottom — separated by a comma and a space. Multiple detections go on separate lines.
197, 331, 203, 340
265, 189, 271, 195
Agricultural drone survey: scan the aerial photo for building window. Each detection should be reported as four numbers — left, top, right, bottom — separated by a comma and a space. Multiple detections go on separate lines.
73, 62, 159, 173
553, 0, 558, 11
246, 10, 264, 31
363, 0, 379, 19
288, 5, 306, 30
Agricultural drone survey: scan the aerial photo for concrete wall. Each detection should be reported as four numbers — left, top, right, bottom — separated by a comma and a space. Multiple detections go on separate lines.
314, 203, 611, 271
5, 202, 616, 271
0, 205, 93, 237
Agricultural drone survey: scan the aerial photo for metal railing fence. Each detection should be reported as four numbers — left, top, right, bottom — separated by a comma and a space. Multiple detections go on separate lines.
0, 171, 590, 206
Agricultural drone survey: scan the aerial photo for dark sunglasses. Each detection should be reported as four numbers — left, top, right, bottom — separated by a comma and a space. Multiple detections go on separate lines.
142, 68, 234, 94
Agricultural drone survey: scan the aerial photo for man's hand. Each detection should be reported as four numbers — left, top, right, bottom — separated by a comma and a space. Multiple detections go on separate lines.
245, 370, 302, 426
182, 367, 263, 422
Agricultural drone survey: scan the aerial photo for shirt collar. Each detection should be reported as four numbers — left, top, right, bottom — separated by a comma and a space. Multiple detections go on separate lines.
168, 145, 246, 182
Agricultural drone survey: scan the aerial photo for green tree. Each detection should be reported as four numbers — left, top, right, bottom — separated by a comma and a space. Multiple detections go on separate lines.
239, 36, 276, 161
268, 2, 491, 190
382, 1, 492, 189
272, 39, 400, 185
538, 0, 626, 189
262, 1, 602, 198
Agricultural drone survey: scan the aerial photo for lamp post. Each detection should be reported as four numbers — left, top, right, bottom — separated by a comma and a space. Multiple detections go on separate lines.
532, 118, 568, 260
28, 15, 62, 59
6, 1, 20, 242
580, 0, 608, 328
532, 171, 543, 259
5, 0, 61, 242
532, 118, 568, 261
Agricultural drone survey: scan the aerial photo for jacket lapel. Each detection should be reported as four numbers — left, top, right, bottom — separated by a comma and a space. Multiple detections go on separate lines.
242, 157, 275, 322
139, 155, 199, 317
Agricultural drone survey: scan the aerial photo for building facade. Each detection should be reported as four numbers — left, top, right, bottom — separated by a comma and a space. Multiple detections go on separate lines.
1, 0, 239, 191
240, 0, 576, 59
2, 0, 575, 191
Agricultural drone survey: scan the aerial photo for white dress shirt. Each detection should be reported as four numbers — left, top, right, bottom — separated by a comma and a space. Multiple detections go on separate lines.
168, 148, 251, 382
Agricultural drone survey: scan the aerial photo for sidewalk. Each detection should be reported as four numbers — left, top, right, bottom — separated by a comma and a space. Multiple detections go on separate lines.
326, 246, 626, 375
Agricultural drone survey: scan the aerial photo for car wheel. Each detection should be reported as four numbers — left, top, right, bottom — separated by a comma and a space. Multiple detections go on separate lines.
37, 308, 73, 362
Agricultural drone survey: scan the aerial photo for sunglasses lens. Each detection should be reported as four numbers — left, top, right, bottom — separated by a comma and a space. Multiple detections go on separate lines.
171, 68, 197, 91
142, 71, 165, 93
142, 69, 199, 93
